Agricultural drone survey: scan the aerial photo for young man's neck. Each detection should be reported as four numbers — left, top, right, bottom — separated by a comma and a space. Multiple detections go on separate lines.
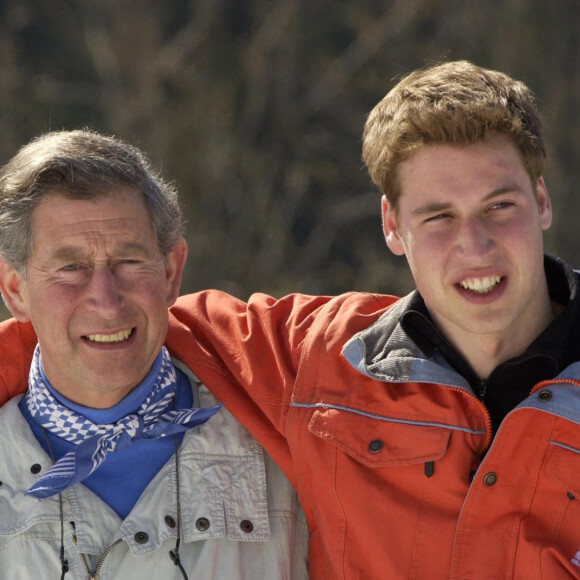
435, 300, 560, 381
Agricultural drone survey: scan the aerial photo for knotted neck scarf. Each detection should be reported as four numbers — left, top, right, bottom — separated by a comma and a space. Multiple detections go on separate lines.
24, 345, 221, 499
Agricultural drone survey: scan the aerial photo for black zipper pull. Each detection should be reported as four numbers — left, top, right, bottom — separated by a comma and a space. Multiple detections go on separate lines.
479, 379, 488, 400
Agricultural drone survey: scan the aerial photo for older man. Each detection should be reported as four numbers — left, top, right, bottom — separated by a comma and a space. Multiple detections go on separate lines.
0, 130, 308, 579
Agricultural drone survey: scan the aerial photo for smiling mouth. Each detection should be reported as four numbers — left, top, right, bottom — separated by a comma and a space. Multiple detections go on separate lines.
458, 275, 503, 294
85, 329, 134, 343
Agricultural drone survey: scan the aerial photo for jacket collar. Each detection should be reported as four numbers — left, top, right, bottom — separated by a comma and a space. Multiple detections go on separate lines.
342, 293, 471, 390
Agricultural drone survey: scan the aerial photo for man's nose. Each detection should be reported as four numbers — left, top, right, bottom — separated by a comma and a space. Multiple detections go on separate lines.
85, 266, 125, 317
454, 216, 495, 258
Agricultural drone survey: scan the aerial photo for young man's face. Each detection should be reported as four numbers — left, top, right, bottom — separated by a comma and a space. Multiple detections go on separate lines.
0, 188, 187, 408
382, 134, 553, 349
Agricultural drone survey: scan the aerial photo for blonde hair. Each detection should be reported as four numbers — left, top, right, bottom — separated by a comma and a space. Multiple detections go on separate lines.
362, 60, 545, 211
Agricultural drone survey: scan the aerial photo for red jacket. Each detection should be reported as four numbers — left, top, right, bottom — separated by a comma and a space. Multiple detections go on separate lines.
2, 290, 580, 579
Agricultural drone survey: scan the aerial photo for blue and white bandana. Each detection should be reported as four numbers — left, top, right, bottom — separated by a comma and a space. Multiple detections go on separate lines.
24, 345, 221, 499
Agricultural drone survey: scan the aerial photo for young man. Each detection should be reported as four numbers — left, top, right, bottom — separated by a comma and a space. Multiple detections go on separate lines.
0, 130, 308, 579
2, 61, 580, 579
167, 61, 580, 579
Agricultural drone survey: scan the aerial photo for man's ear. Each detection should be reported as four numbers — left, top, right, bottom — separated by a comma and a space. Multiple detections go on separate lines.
536, 176, 552, 230
381, 196, 405, 256
164, 238, 188, 307
0, 259, 30, 322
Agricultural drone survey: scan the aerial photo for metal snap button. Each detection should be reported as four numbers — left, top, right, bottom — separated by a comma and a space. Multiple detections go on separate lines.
196, 517, 210, 532
483, 472, 497, 486
134, 531, 149, 544
164, 515, 176, 529
368, 439, 383, 454
538, 390, 552, 402
240, 520, 254, 533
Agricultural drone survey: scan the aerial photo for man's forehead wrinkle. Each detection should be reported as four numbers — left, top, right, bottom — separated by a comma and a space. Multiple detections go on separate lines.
38, 226, 153, 263
49, 229, 119, 251
46, 213, 148, 237
54, 214, 144, 233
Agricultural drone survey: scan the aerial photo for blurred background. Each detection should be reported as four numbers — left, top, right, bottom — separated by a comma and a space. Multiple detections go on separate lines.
1, 0, 579, 321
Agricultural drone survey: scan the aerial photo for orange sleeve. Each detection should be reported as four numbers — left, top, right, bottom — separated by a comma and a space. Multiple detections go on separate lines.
0, 319, 36, 405
166, 290, 331, 486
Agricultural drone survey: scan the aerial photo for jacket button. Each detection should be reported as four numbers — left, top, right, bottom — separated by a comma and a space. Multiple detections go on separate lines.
196, 517, 210, 531
240, 520, 254, 533
483, 472, 497, 486
164, 515, 176, 529
134, 532, 149, 544
538, 390, 552, 402
368, 439, 383, 453
30, 464, 42, 474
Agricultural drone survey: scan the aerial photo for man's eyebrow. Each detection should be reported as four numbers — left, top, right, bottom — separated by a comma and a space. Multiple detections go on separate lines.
410, 184, 526, 217
48, 246, 86, 262
411, 202, 451, 217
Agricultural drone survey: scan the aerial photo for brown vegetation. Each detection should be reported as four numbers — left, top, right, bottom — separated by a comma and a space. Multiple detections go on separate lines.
0, 0, 578, 321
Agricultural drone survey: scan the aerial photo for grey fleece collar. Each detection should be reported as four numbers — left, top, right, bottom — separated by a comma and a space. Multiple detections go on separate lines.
341, 291, 471, 391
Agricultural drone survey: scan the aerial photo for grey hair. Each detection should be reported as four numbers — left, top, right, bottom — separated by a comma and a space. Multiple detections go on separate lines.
0, 129, 184, 272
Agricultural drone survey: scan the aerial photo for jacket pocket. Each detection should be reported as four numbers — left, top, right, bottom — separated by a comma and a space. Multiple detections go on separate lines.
514, 439, 580, 579
308, 406, 451, 467
547, 440, 580, 497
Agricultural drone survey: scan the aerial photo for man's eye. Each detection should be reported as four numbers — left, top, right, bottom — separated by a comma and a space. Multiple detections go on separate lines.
62, 264, 79, 271
491, 201, 513, 210
424, 213, 451, 223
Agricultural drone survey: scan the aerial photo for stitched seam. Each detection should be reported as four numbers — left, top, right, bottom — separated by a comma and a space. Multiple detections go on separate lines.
292, 401, 484, 434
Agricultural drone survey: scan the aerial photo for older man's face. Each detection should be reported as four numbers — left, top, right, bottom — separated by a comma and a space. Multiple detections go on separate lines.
2, 188, 186, 408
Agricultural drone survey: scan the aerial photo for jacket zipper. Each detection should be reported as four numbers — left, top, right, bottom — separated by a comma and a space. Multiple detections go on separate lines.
73, 535, 123, 580
530, 376, 580, 394
440, 383, 492, 451
479, 379, 487, 400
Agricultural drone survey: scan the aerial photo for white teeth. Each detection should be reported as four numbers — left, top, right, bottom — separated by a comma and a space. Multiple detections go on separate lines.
87, 329, 133, 343
459, 275, 502, 294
